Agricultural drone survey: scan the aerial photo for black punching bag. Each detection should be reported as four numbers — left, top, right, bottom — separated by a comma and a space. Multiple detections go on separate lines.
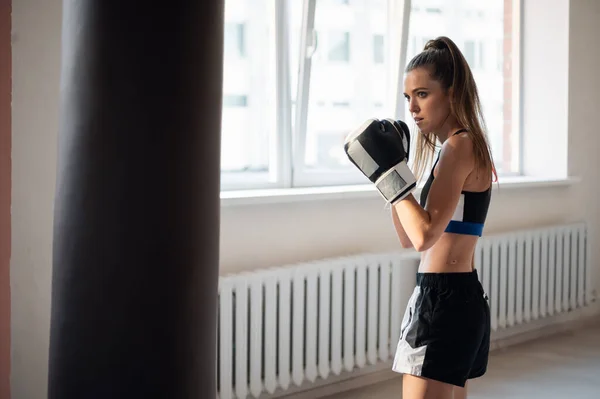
48, 1, 223, 398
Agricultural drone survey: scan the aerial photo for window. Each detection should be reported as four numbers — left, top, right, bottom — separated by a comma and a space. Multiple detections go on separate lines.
293, 0, 396, 187
220, 0, 520, 191
224, 23, 246, 59
220, 0, 280, 186
327, 32, 351, 62
406, 0, 518, 176
222, 95, 248, 108
496, 39, 504, 72
464, 40, 476, 66
373, 35, 384, 64
461, 40, 486, 70
479, 42, 485, 70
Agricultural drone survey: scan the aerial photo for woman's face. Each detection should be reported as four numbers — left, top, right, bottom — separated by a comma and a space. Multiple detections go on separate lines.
403, 67, 452, 135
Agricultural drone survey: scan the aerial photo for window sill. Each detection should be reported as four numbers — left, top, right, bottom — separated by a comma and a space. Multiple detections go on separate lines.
220, 176, 581, 207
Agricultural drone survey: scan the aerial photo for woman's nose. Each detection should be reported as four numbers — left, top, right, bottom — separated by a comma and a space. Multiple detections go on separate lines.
409, 99, 419, 114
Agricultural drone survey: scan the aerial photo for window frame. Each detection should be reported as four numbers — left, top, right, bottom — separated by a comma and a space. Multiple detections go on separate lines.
291, 0, 411, 189
220, 0, 293, 191
220, 0, 523, 192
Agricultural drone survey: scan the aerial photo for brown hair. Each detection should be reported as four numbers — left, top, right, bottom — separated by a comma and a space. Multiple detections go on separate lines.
406, 36, 497, 185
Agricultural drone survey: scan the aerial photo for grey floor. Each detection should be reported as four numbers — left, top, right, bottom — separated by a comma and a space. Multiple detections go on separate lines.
324, 318, 600, 399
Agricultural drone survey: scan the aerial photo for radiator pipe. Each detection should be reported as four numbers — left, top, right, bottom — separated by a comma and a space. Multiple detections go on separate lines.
48, 1, 223, 397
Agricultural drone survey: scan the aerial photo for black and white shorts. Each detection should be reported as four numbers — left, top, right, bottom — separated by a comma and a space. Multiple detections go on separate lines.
392, 270, 490, 387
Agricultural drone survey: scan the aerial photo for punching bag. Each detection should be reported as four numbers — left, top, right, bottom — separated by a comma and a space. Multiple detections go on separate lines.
48, 1, 224, 398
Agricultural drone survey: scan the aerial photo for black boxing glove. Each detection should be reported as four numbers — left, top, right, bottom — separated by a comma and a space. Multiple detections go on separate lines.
344, 118, 416, 204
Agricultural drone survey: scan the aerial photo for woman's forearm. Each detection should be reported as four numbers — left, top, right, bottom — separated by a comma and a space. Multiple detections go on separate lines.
390, 206, 414, 248
392, 194, 433, 251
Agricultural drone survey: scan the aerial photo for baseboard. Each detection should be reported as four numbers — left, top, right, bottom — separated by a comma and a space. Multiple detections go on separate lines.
267, 364, 397, 399
269, 304, 600, 399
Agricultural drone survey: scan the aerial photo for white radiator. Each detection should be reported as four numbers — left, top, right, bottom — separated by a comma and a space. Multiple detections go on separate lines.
217, 222, 594, 399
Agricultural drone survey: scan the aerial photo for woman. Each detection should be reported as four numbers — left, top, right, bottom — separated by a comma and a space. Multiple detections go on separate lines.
390, 36, 496, 399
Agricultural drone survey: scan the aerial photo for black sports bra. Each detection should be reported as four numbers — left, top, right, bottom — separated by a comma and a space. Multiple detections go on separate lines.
419, 129, 491, 237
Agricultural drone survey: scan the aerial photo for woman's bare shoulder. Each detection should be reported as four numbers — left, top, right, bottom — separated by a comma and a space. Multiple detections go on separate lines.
439, 132, 475, 168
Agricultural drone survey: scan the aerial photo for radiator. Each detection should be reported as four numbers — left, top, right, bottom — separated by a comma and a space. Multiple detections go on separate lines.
217, 222, 594, 399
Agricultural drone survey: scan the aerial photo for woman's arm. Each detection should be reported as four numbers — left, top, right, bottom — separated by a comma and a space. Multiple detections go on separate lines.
391, 206, 414, 248
392, 136, 475, 252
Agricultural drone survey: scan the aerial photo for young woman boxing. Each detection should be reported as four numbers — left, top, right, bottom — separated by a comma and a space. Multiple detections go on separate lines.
344, 36, 496, 399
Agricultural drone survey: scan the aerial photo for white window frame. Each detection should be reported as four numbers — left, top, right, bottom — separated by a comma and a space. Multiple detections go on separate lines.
291, 0, 412, 189
220, 0, 523, 192
220, 0, 293, 191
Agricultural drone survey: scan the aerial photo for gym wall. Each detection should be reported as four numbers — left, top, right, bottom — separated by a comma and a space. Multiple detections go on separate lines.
8, 0, 600, 398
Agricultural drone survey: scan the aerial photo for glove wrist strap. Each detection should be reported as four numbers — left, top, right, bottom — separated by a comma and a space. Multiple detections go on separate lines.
374, 160, 417, 203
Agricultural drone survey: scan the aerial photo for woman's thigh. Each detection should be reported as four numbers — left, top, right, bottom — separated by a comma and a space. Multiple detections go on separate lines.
453, 381, 468, 399
402, 374, 454, 399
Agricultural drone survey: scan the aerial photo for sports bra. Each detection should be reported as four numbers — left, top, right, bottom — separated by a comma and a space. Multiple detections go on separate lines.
419, 129, 491, 237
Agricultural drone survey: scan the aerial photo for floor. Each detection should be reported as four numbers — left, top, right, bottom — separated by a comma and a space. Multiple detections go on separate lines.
323, 319, 600, 399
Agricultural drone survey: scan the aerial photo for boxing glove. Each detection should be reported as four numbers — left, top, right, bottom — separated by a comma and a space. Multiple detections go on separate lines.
387, 118, 411, 161
344, 118, 416, 204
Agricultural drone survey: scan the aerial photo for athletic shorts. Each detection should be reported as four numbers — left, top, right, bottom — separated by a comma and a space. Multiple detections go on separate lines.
391, 270, 490, 387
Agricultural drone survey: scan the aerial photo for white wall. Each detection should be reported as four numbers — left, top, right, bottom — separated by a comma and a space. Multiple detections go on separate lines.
11, 1, 61, 398
10, 0, 600, 398
521, 0, 571, 178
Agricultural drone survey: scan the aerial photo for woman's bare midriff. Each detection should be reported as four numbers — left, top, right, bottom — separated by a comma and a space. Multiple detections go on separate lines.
418, 232, 478, 273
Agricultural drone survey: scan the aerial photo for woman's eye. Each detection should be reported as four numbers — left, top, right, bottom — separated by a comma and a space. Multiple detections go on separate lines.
417, 91, 427, 98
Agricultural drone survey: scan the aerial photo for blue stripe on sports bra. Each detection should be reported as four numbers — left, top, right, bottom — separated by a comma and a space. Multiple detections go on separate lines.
444, 220, 485, 237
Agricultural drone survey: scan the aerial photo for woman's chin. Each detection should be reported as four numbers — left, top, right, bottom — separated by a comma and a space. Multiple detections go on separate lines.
417, 123, 438, 136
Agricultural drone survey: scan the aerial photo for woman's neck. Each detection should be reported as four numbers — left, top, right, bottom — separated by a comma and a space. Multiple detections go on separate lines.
434, 119, 465, 144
